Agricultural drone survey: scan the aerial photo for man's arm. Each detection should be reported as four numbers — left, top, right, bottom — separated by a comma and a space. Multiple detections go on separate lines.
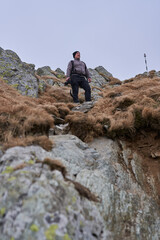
85, 65, 92, 82
66, 61, 72, 78
64, 61, 72, 85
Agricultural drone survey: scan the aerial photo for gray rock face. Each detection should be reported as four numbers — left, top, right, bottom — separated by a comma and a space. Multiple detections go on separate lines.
155, 71, 160, 77
88, 68, 110, 100
95, 66, 113, 78
55, 68, 65, 75
36, 66, 65, 87
55, 68, 65, 78
72, 101, 94, 113
88, 68, 107, 87
0, 47, 38, 97
0, 141, 110, 240
77, 137, 160, 240
36, 66, 56, 86
0, 135, 160, 240
37, 66, 54, 76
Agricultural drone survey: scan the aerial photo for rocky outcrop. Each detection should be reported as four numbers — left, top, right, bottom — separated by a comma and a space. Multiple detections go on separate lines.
88, 68, 107, 88
0, 136, 111, 240
78, 137, 160, 240
95, 66, 113, 78
0, 135, 159, 239
36, 66, 57, 86
87, 66, 114, 100
1, 47, 160, 240
0, 47, 39, 97
0, 47, 115, 100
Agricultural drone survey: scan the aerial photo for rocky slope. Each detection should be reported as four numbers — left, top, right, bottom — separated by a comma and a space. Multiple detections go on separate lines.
0, 47, 160, 240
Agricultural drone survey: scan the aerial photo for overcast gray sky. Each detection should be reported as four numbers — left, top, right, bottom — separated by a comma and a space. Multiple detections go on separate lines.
0, 0, 159, 80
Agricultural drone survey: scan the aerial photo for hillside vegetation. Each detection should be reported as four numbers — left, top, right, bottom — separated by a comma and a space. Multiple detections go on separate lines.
1, 73, 160, 149
1, 72, 160, 201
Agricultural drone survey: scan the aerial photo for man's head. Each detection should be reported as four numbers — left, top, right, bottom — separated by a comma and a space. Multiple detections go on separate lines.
73, 51, 80, 60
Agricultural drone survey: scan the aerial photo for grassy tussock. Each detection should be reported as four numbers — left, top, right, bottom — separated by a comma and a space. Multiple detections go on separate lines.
108, 76, 122, 85
3, 136, 53, 151
66, 112, 103, 142
0, 78, 73, 150
66, 76, 160, 139
93, 76, 160, 136
2, 73, 160, 147
39, 86, 72, 103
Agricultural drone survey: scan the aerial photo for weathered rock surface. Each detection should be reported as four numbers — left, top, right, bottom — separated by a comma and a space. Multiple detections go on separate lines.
0, 139, 110, 240
77, 137, 160, 240
95, 66, 113, 78
88, 68, 107, 88
0, 47, 114, 100
0, 135, 160, 240
72, 101, 94, 113
36, 66, 56, 86
1, 47, 160, 240
55, 68, 65, 78
36, 66, 65, 88
0, 47, 38, 97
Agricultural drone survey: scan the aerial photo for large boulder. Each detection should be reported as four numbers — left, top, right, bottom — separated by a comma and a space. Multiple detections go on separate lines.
95, 66, 113, 78
48, 135, 160, 239
0, 138, 111, 240
88, 68, 110, 100
0, 134, 160, 239
55, 68, 65, 78
36, 66, 64, 87
0, 47, 38, 97
76, 137, 160, 240
36, 66, 56, 86
88, 68, 107, 88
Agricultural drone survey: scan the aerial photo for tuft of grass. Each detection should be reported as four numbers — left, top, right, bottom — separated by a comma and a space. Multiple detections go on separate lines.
66, 75, 160, 140
65, 178, 100, 202
42, 158, 67, 177
3, 136, 53, 151
0, 78, 73, 149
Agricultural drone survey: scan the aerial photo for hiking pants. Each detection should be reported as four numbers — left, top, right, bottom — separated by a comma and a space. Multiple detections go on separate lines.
70, 74, 91, 103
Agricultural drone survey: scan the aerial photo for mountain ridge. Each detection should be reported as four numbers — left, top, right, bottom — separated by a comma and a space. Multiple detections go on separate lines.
0, 47, 160, 240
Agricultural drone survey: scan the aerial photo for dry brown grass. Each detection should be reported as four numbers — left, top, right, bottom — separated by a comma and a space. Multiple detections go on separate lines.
13, 163, 27, 171
66, 112, 103, 142
94, 77, 160, 135
2, 73, 160, 148
108, 76, 122, 85
0, 78, 73, 150
65, 178, 100, 202
66, 75, 160, 140
3, 136, 53, 151
43, 158, 67, 177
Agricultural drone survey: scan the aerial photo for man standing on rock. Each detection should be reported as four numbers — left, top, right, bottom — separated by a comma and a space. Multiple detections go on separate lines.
65, 51, 92, 103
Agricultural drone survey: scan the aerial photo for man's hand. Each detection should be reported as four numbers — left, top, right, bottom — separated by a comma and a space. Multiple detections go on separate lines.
88, 78, 92, 83
64, 77, 70, 86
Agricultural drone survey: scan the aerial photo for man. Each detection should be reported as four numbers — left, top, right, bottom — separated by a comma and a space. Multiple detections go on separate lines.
65, 51, 92, 103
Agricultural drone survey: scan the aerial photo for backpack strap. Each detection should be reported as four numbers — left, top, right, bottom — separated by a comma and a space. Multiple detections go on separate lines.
82, 61, 87, 73
71, 60, 75, 74
71, 60, 87, 76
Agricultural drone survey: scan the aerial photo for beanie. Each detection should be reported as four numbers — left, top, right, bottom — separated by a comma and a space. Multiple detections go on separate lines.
73, 51, 79, 58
